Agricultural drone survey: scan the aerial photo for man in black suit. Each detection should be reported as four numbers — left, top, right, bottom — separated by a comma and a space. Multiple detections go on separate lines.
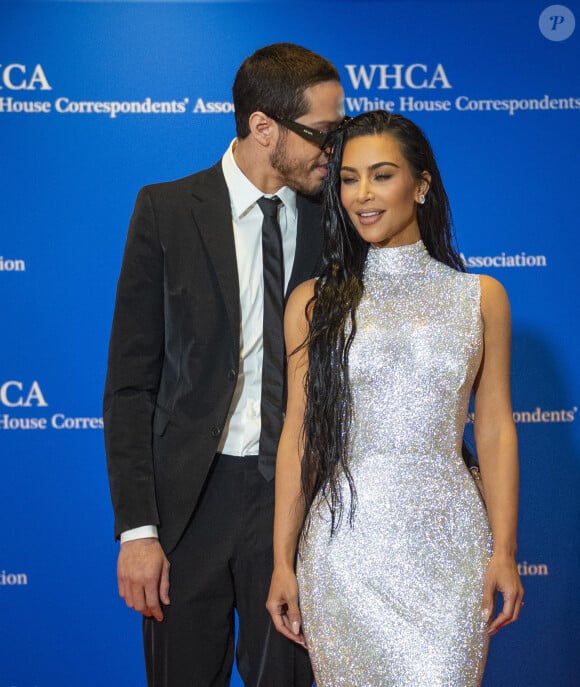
104, 43, 344, 686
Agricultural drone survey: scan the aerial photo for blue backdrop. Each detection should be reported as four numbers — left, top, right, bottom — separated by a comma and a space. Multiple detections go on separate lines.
1, 1, 579, 685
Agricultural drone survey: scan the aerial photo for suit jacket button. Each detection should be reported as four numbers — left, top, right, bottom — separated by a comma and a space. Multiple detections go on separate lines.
227, 369, 236, 381
210, 426, 221, 437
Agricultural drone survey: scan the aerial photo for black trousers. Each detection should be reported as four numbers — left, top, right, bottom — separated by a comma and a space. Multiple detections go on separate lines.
143, 454, 313, 687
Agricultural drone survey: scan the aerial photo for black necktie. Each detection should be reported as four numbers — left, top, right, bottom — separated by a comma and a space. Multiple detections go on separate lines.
257, 196, 284, 480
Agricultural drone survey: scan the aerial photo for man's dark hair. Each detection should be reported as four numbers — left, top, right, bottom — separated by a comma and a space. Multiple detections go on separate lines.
233, 43, 340, 139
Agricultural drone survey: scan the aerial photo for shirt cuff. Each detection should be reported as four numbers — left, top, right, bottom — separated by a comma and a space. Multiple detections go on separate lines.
120, 525, 159, 543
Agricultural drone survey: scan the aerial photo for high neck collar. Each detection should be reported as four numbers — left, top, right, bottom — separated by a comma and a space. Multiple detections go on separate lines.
366, 240, 430, 274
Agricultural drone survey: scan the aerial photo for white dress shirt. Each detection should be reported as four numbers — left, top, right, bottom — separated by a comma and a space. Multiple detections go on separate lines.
121, 140, 298, 543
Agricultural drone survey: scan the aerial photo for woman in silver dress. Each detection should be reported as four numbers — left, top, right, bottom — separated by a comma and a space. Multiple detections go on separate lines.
267, 111, 523, 686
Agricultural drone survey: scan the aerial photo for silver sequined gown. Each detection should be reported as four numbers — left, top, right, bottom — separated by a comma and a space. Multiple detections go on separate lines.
297, 240, 492, 687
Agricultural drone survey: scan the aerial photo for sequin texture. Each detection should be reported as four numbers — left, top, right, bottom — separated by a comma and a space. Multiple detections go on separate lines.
297, 240, 492, 686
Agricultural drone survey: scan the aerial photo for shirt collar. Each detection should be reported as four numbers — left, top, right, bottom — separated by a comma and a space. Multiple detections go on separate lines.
221, 139, 297, 222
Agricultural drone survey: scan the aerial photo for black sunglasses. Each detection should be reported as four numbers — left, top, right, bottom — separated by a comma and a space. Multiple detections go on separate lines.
275, 117, 352, 150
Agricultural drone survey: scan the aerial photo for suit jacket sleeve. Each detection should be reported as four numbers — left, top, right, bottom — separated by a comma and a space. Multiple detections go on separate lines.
103, 186, 164, 539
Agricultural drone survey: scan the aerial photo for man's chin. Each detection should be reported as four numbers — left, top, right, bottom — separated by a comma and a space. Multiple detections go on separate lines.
293, 175, 325, 197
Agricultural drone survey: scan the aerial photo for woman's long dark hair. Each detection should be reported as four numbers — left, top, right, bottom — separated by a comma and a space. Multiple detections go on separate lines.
301, 111, 465, 534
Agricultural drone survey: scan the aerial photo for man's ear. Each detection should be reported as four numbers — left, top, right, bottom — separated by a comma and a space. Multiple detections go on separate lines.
248, 111, 277, 148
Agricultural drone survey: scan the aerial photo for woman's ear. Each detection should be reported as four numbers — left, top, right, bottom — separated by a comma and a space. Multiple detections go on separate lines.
416, 171, 432, 203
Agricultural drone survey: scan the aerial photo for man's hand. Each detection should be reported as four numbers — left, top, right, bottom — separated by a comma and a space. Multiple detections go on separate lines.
117, 538, 170, 622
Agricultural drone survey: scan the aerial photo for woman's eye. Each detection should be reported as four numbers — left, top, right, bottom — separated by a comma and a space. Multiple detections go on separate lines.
340, 176, 357, 185
375, 174, 393, 181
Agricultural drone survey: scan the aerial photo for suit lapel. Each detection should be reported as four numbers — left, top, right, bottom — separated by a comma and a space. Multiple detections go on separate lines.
287, 193, 323, 297
188, 167, 322, 344
190, 162, 240, 358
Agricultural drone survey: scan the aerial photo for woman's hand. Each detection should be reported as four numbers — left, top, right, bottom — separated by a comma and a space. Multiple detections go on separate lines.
482, 553, 524, 635
266, 566, 307, 647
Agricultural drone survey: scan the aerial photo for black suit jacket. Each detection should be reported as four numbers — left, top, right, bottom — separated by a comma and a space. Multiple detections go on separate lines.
104, 162, 323, 553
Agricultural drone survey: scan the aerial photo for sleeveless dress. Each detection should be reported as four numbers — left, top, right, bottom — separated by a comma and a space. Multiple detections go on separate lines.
297, 240, 492, 687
